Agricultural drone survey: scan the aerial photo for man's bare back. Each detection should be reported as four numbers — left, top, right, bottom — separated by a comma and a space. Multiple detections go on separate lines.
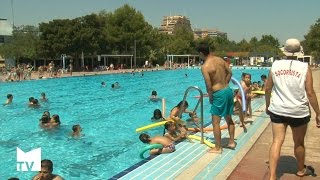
197, 43, 235, 153
201, 55, 232, 95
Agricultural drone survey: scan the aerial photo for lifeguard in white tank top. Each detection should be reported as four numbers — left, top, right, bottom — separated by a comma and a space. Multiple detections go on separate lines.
268, 59, 309, 118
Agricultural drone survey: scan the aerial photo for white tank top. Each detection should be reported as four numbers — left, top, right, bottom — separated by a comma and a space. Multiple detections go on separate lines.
268, 59, 310, 118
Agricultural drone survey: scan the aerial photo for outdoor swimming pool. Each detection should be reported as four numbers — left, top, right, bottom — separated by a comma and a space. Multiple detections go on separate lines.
0, 67, 269, 179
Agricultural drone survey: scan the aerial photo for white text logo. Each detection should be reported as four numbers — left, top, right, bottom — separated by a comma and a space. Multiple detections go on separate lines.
16, 147, 41, 171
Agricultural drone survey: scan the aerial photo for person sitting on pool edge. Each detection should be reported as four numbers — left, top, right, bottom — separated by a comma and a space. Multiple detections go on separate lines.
71, 124, 83, 137
139, 133, 175, 155
151, 109, 165, 121
167, 101, 197, 141
32, 159, 64, 180
163, 121, 186, 142
169, 101, 195, 124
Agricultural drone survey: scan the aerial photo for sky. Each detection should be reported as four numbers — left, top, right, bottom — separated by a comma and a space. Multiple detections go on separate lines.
1, 0, 320, 44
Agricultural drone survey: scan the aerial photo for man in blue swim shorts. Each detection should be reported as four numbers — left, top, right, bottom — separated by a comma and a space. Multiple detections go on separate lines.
197, 43, 236, 154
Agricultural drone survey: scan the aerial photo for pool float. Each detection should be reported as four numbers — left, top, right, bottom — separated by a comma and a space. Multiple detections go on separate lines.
188, 135, 215, 148
139, 143, 163, 159
252, 91, 265, 95
231, 77, 246, 112
187, 124, 228, 132
135, 120, 173, 132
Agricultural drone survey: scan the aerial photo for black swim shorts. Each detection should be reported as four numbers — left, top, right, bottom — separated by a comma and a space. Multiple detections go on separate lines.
269, 111, 310, 127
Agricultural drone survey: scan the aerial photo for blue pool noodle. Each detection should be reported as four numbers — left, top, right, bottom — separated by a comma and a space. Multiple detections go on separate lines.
231, 77, 246, 112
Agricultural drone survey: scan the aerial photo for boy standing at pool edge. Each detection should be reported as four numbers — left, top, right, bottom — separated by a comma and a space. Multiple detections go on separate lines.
197, 43, 236, 153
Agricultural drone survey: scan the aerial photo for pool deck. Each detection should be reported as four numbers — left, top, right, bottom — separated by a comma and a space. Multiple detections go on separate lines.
111, 69, 320, 180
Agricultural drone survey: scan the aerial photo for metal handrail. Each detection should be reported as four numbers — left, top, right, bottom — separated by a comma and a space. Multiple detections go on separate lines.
178, 86, 205, 144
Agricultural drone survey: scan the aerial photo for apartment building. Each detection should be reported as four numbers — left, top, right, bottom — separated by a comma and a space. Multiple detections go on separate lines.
0, 18, 13, 67
193, 28, 227, 39
159, 15, 192, 34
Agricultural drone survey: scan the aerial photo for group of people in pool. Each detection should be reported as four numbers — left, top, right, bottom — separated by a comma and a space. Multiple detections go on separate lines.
4, 92, 48, 106
38, 110, 83, 137
4, 92, 83, 138
140, 100, 199, 155
101, 81, 121, 89
28, 93, 48, 107
140, 71, 268, 156
5, 92, 83, 179
39, 111, 61, 129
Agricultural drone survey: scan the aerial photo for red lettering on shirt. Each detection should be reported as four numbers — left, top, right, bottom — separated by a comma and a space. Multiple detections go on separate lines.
274, 69, 301, 78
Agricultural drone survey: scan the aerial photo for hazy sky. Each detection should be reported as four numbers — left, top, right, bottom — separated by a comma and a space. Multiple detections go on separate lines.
1, 0, 319, 44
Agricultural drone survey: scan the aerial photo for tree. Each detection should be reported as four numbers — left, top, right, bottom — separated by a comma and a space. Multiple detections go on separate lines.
167, 26, 194, 54
249, 36, 259, 51
237, 39, 252, 52
155, 31, 173, 65
194, 36, 216, 52
39, 19, 76, 59
304, 18, 320, 63
0, 25, 40, 63
260, 35, 279, 48
106, 4, 157, 66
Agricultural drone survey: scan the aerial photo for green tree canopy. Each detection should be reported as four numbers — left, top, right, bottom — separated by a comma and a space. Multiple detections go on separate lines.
0, 25, 39, 62
167, 26, 194, 54
304, 18, 320, 63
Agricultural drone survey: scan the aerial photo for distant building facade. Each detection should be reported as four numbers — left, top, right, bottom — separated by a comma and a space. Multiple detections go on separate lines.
193, 28, 227, 39
159, 15, 192, 34
0, 18, 13, 67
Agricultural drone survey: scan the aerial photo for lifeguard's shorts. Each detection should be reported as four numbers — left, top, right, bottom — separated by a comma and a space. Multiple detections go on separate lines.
210, 87, 234, 117
269, 111, 310, 127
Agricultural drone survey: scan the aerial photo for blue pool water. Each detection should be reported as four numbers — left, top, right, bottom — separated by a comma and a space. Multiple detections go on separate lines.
0, 67, 269, 179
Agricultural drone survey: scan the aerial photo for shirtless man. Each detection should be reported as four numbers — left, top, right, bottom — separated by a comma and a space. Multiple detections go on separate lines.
32, 159, 63, 180
197, 43, 236, 153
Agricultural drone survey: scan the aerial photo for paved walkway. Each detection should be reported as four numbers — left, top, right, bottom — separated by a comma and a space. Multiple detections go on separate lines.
228, 69, 320, 180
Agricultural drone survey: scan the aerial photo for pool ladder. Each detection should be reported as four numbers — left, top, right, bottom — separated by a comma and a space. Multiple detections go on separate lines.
178, 86, 205, 144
